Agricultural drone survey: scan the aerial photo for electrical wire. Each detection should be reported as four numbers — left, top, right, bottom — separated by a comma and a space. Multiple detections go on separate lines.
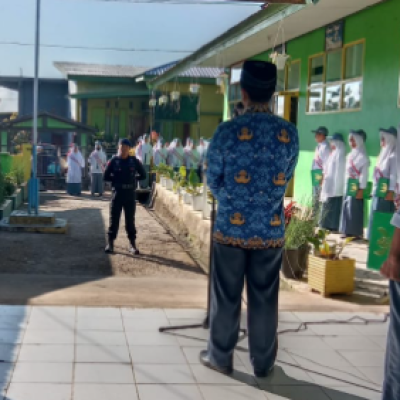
63, 0, 263, 6
0, 41, 193, 53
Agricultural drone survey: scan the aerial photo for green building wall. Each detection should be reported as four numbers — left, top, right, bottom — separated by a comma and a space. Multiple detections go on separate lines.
251, 0, 400, 203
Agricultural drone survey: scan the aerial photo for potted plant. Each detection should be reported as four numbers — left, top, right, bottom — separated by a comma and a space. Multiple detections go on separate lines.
282, 204, 316, 279
165, 167, 174, 191
307, 230, 355, 297
186, 169, 203, 211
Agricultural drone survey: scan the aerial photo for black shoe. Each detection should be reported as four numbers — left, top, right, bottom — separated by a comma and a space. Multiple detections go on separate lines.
105, 241, 114, 254
129, 242, 140, 255
199, 350, 233, 375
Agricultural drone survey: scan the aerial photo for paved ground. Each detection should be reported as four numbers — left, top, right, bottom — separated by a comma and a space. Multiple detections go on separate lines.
0, 306, 386, 400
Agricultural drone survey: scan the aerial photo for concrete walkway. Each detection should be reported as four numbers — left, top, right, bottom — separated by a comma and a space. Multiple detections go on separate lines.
0, 306, 386, 400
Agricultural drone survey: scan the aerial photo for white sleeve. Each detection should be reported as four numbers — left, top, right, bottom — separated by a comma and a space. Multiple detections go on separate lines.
322, 146, 331, 172
392, 210, 400, 228
389, 155, 397, 191
359, 164, 369, 189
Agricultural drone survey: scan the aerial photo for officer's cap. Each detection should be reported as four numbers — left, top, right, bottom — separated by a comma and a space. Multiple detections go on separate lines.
119, 138, 132, 147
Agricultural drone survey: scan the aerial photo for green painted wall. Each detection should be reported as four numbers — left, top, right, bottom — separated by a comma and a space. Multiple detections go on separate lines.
251, 0, 400, 204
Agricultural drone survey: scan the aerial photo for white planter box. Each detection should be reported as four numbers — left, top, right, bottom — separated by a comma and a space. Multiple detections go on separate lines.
166, 179, 173, 190
161, 177, 167, 187
192, 195, 203, 211
183, 192, 192, 205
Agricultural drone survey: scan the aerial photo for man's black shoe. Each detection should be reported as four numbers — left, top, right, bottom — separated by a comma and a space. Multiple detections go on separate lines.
199, 350, 233, 375
129, 242, 140, 255
105, 241, 114, 254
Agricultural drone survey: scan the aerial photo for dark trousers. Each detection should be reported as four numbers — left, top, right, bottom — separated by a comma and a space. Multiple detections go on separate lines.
108, 189, 136, 242
383, 281, 400, 400
312, 185, 321, 217
208, 242, 282, 370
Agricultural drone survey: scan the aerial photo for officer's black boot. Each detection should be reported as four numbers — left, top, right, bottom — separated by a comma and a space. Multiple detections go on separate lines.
105, 239, 114, 254
129, 239, 139, 255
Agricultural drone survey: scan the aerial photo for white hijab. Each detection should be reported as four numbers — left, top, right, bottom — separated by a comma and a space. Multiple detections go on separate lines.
321, 139, 346, 201
346, 133, 369, 179
377, 131, 396, 173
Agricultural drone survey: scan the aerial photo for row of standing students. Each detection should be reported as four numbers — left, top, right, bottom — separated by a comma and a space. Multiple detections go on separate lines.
136, 134, 209, 183
312, 126, 397, 239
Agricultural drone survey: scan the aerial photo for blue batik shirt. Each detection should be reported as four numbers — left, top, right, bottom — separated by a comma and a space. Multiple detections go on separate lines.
206, 104, 299, 249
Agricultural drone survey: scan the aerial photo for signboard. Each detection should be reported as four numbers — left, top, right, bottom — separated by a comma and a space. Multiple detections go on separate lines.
326, 20, 344, 51
367, 212, 395, 271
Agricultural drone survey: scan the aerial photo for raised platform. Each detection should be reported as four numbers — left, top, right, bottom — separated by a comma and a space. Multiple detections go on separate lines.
9, 210, 55, 225
0, 211, 67, 234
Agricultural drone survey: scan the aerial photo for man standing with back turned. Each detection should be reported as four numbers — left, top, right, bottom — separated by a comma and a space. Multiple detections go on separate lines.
104, 138, 146, 255
201, 60, 299, 377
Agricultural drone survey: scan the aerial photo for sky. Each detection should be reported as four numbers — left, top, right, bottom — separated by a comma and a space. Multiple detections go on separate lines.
0, 0, 260, 79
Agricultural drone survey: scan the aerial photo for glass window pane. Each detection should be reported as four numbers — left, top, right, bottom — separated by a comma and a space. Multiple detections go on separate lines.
229, 85, 236, 101
287, 62, 300, 90
274, 96, 285, 117
276, 69, 285, 92
307, 87, 323, 112
310, 56, 325, 86
342, 80, 362, 109
326, 50, 342, 82
325, 84, 341, 111
345, 43, 364, 79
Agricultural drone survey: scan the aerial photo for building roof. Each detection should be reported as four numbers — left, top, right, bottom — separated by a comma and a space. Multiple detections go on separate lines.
0, 111, 96, 133
143, 61, 224, 79
148, 0, 382, 88
54, 62, 150, 78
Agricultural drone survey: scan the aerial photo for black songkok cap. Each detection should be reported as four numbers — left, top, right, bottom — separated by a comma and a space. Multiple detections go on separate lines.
240, 60, 277, 91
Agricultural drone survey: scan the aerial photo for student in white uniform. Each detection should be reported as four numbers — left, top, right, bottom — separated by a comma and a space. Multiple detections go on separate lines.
88, 141, 107, 197
368, 126, 397, 239
140, 134, 153, 189
67, 144, 85, 196
319, 133, 346, 232
170, 138, 185, 170
311, 126, 331, 216
340, 129, 370, 238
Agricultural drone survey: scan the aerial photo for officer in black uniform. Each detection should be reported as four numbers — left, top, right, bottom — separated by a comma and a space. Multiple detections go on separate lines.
104, 138, 146, 255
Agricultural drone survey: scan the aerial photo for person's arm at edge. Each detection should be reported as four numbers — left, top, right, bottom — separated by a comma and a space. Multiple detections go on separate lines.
103, 157, 114, 182
205, 127, 224, 199
134, 157, 147, 181
381, 213, 400, 282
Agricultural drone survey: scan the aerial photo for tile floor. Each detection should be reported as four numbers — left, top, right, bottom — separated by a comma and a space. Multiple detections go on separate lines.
0, 306, 387, 400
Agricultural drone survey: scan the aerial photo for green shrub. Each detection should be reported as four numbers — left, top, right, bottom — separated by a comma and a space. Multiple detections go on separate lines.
4, 173, 16, 197
12, 165, 25, 185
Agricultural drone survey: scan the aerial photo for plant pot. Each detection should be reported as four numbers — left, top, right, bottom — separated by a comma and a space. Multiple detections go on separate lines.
155, 172, 160, 184
192, 195, 203, 211
282, 245, 309, 279
183, 192, 192, 205
0, 199, 13, 219
160, 177, 167, 187
166, 179, 173, 191
308, 254, 355, 297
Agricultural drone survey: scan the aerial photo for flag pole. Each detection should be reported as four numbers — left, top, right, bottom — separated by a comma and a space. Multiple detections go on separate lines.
29, 0, 41, 214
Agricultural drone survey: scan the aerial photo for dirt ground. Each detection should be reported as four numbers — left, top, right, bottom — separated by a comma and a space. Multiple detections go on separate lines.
0, 191, 389, 312
0, 192, 203, 279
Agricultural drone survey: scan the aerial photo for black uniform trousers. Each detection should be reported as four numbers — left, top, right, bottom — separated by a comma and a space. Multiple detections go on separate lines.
108, 189, 136, 242
208, 242, 282, 371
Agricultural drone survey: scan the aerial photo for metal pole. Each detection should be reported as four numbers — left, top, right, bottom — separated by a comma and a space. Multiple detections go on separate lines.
29, 0, 41, 214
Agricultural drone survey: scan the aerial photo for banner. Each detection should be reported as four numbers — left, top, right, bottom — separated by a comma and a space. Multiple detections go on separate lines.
367, 212, 395, 271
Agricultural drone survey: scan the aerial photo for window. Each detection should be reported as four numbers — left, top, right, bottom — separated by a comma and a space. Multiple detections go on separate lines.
307, 40, 364, 113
